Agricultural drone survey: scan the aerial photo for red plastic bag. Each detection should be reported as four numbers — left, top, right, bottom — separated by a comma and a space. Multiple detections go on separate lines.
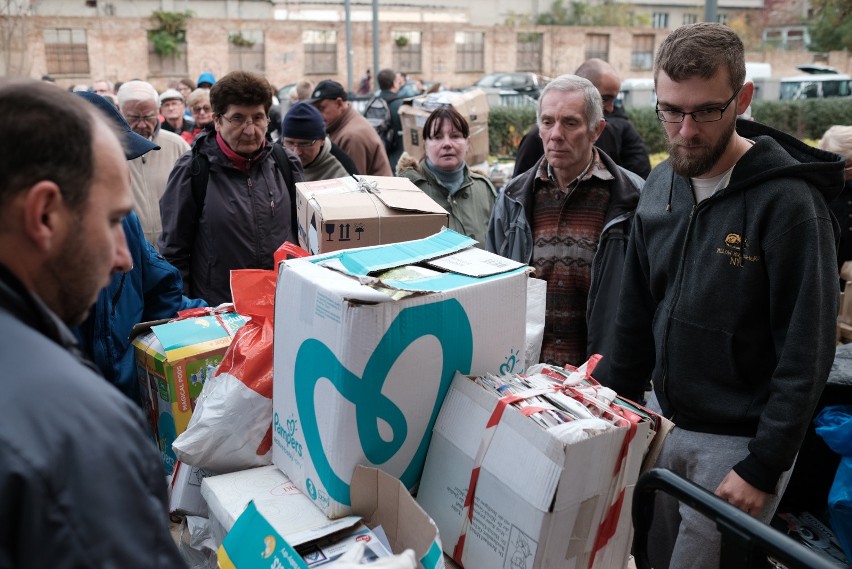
172, 243, 308, 472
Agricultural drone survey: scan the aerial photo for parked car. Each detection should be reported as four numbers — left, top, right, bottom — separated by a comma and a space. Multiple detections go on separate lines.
780, 73, 851, 100
473, 72, 550, 99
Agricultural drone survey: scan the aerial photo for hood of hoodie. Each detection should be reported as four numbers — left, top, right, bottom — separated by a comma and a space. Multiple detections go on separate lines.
727, 119, 845, 203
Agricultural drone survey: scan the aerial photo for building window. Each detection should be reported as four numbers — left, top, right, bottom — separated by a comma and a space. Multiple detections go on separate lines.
516, 32, 543, 72
631, 34, 654, 71
392, 30, 422, 73
455, 31, 484, 73
229, 30, 264, 73
786, 29, 805, 49
652, 12, 669, 29
44, 28, 89, 75
716, 13, 728, 25
683, 13, 698, 25
585, 34, 609, 62
304, 29, 337, 75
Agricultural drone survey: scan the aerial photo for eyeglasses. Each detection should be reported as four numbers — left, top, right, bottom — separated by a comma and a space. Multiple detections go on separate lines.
192, 105, 212, 114
655, 89, 741, 123
219, 113, 269, 128
124, 114, 158, 124
282, 139, 319, 149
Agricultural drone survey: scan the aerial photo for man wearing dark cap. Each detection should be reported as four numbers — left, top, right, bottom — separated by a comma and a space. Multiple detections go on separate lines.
0, 79, 186, 568
281, 101, 358, 181
309, 79, 392, 176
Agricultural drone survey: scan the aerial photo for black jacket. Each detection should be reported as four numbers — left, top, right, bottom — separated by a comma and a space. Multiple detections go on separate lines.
0, 264, 185, 568
599, 119, 845, 493
159, 130, 303, 305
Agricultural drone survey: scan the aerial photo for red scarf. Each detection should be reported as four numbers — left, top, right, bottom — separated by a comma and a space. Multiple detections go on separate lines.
216, 132, 266, 173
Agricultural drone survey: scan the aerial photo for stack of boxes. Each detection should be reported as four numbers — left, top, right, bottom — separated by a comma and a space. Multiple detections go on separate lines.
152, 178, 668, 569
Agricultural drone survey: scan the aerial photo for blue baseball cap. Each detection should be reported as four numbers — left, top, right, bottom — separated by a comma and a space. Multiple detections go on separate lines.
75, 91, 160, 160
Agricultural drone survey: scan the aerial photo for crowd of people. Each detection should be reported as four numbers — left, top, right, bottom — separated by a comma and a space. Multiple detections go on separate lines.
7, 23, 852, 567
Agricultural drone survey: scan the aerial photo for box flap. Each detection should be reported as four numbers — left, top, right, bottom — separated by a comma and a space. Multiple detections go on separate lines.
351, 466, 444, 569
299, 175, 448, 217
201, 465, 360, 547
434, 374, 566, 511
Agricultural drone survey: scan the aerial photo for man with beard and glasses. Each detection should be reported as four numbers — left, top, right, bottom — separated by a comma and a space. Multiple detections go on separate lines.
595, 23, 846, 569
0, 79, 185, 568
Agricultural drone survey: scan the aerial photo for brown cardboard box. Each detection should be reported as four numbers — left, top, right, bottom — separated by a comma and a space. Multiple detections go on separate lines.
294, 175, 449, 255
398, 88, 490, 165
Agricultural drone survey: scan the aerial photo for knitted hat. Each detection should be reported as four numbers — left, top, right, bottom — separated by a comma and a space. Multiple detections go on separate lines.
282, 102, 326, 140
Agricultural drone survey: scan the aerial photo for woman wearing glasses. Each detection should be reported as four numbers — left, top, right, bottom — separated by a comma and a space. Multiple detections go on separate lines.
159, 71, 304, 306
186, 87, 214, 141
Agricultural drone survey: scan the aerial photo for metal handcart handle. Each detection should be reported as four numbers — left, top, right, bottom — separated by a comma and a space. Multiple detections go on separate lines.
632, 468, 838, 569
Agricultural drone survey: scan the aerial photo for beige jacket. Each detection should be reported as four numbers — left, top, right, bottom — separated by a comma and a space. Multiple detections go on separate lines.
128, 127, 190, 248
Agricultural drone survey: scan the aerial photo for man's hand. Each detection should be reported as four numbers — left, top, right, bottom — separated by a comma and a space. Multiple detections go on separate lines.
714, 470, 769, 517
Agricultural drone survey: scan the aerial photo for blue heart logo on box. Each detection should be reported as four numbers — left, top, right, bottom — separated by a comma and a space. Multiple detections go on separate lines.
294, 299, 474, 505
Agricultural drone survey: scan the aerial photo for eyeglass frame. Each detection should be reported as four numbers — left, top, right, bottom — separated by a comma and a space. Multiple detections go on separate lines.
281, 139, 320, 149
655, 88, 742, 124
218, 113, 269, 128
124, 113, 159, 124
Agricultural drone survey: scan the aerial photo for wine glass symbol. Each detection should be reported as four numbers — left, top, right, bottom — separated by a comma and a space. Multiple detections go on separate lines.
325, 222, 335, 241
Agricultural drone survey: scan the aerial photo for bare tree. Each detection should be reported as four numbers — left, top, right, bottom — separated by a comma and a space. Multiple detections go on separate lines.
0, 0, 33, 77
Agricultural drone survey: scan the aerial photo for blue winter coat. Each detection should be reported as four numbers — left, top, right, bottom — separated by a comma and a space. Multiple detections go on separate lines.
73, 212, 206, 405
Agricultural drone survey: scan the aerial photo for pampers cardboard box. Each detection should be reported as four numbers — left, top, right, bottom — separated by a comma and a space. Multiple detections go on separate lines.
133, 310, 248, 475
398, 89, 489, 165
210, 465, 445, 569
416, 373, 660, 569
272, 229, 535, 519
294, 175, 449, 255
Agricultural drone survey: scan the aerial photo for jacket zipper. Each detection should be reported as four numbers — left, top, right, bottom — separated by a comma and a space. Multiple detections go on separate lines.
660, 199, 698, 414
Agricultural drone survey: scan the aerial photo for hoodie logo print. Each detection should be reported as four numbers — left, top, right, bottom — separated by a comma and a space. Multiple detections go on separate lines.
716, 232, 760, 267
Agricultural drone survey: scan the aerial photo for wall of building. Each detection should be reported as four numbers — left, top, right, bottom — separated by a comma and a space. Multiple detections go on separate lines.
1, 14, 845, 92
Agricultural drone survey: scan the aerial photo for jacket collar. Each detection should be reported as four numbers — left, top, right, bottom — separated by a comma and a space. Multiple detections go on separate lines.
0, 263, 88, 357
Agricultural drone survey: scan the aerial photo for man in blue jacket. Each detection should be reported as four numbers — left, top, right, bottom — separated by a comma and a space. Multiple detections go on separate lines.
73, 91, 207, 406
0, 79, 185, 567
598, 23, 845, 569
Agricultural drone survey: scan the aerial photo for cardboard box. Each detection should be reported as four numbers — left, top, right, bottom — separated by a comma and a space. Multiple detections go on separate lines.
168, 460, 215, 516
272, 229, 532, 518
416, 373, 656, 569
399, 89, 490, 165
204, 465, 445, 569
294, 175, 449, 255
132, 312, 248, 475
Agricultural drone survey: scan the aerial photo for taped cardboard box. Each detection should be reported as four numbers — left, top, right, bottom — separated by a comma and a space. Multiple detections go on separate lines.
294, 175, 449, 255
272, 229, 536, 518
204, 465, 445, 569
399, 89, 490, 165
416, 372, 658, 569
132, 311, 248, 475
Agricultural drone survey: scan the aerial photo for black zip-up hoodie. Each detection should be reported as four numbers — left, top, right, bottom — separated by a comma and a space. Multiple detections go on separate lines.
599, 119, 845, 493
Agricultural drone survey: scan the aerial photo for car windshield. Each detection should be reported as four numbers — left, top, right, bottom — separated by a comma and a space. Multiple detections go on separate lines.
476, 74, 503, 88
